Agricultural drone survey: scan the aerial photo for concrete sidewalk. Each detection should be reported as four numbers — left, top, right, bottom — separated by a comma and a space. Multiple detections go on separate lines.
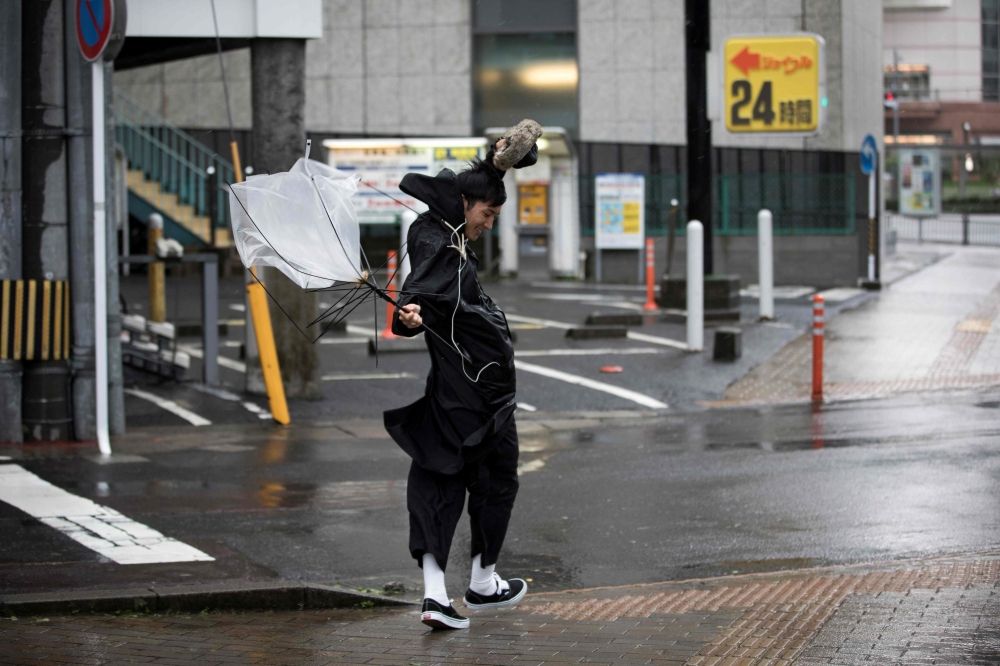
722, 243, 1000, 405
2, 550, 996, 665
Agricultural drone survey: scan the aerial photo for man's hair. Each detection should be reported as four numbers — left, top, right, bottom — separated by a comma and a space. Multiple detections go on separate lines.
457, 157, 507, 210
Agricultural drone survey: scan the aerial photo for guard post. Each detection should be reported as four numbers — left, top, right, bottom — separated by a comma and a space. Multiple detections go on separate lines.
758, 209, 774, 321
686, 220, 704, 352
812, 294, 824, 402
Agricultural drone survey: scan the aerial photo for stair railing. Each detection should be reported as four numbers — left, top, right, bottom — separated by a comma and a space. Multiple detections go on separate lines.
113, 88, 237, 245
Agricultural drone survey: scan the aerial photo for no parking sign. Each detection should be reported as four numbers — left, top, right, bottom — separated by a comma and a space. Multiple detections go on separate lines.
76, 0, 126, 62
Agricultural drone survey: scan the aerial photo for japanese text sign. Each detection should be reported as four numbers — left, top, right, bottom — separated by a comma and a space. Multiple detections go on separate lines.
724, 34, 825, 134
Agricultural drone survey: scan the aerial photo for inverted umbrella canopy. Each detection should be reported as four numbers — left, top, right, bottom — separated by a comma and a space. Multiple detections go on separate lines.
229, 158, 364, 289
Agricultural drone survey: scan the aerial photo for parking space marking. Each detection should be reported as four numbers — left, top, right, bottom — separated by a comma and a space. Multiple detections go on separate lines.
321, 372, 417, 381
514, 360, 668, 409
516, 347, 664, 357
506, 314, 687, 350
124, 388, 212, 426
0, 464, 214, 565
177, 343, 247, 373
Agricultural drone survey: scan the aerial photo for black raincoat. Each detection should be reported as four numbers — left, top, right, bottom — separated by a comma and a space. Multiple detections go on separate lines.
383, 168, 517, 475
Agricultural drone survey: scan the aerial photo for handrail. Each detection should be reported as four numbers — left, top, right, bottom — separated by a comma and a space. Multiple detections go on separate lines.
113, 87, 237, 245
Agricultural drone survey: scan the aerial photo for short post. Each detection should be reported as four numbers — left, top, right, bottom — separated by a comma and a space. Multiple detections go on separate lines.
380, 250, 399, 339
867, 169, 877, 282
202, 256, 219, 386
811, 294, 824, 402
643, 238, 657, 311
147, 213, 165, 322
686, 220, 704, 352
962, 213, 970, 245
758, 209, 774, 321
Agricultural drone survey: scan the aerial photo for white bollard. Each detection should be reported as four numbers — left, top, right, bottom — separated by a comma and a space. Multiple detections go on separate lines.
686, 220, 704, 352
398, 209, 417, 288
758, 209, 774, 321
499, 170, 519, 276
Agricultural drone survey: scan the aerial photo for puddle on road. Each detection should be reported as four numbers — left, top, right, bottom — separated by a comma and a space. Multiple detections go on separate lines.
255, 480, 406, 510
499, 552, 580, 591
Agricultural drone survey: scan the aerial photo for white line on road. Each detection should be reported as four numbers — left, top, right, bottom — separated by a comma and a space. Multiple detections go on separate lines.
321, 372, 417, 381
177, 344, 247, 373
513, 360, 668, 409
505, 314, 687, 350
515, 347, 664, 357
124, 388, 212, 426
188, 384, 273, 420
0, 464, 214, 565
319, 337, 370, 345
517, 402, 538, 412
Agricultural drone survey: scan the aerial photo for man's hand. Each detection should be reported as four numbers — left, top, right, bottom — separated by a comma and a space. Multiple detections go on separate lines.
398, 303, 423, 329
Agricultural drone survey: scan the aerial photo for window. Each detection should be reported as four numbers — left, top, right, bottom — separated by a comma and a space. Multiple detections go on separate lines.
472, 0, 578, 136
984, 0, 999, 101
883, 64, 932, 100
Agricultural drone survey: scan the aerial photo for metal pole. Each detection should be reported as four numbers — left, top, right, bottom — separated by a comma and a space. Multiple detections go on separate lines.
892, 50, 900, 144
202, 256, 219, 385
757, 209, 774, 321
812, 294, 824, 403
0, 0, 23, 442
686, 220, 704, 351
665, 198, 679, 277
685, 0, 713, 275
92, 61, 110, 456
868, 169, 877, 281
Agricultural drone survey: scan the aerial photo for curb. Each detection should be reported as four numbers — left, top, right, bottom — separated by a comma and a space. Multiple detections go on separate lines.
0, 580, 416, 617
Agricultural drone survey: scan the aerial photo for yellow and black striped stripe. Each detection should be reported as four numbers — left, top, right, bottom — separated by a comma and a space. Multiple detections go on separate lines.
0, 279, 71, 361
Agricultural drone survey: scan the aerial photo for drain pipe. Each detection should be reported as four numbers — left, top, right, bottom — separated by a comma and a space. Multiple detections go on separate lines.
0, 0, 23, 442
65, 0, 97, 441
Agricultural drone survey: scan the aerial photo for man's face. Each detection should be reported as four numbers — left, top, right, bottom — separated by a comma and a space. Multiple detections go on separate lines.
462, 197, 502, 241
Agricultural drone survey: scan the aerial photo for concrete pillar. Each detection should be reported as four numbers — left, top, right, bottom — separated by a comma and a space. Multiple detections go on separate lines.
64, 0, 96, 441
0, 0, 23, 442
22, 0, 74, 442
250, 38, 320, 400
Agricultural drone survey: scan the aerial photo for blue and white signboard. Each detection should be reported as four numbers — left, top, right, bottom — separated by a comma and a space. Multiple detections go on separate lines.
860, 134, 878, 175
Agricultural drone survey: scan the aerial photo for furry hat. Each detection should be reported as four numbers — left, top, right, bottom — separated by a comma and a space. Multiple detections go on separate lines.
492, 119, 543, 171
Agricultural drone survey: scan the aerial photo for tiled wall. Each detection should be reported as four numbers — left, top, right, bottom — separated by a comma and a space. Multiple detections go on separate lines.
115, 0, 473, 136
882, 0, 982, 102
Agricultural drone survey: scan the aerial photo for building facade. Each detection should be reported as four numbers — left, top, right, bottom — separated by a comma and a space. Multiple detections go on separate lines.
115, 0, 884, 285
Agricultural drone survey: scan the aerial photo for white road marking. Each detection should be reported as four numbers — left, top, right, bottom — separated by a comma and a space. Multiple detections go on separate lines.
228, 303, 246, 312
178, 344, 247, 373
321, 372, 417, 381
505, 314, 687, 350
516, 402, 538, 412
319, 337, 370, 345
124, 388, 212, 426
740, 285, 816, 299
0, 464, 214, 565
346, 324, 379, 337
188, 384, 272, 420
517, 458, 547, 474
817, 287, 866, 302
513, 360, 668, 409
515, 347, 664, 357
624, 331, 688, 350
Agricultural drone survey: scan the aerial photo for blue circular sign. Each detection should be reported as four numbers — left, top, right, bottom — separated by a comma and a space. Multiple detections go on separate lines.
76, 0, 113, 62
860, 134, 878, 175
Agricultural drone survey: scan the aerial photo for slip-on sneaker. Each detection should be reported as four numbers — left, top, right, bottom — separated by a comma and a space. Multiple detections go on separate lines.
420, 598, 470, 630
463, 574, 528, 610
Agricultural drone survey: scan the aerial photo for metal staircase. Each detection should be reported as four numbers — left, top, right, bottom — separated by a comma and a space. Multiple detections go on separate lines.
113, 88, 236, 247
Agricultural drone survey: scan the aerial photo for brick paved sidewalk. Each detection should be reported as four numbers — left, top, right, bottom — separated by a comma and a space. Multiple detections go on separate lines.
721, 246, 1000, 405
2, 552, 997, 665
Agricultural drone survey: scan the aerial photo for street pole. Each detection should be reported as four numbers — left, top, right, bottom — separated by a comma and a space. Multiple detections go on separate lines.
685, 0, 713, 275
892, 50, 900, 144
92, 60, 110, 456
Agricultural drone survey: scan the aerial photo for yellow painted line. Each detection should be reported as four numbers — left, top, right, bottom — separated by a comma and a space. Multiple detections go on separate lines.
41, 281, 51, 360
1, 280, 9, 360
25, 280, 36, 359
53, 281, 63, 360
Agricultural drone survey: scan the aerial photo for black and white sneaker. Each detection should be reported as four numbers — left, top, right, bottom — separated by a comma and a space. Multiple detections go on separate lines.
463, 573, 528, 610
420, 598, 470, 630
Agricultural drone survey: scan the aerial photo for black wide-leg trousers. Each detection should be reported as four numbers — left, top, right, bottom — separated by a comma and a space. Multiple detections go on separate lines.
408, 423, 519, 571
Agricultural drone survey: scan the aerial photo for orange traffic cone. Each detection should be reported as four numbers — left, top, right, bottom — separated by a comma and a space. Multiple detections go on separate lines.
380, 250, 399, 339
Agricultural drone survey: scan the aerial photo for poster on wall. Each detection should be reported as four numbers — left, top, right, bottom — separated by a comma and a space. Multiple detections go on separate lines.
898, 148, 940, 217
594, 173, 645, 250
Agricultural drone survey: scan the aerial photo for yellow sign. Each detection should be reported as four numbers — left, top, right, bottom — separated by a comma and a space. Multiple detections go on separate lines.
518, 184, 548, 225
724, 34, 824, 134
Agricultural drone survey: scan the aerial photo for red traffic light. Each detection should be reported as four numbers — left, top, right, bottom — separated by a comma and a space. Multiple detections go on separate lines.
885, 92, 895, 101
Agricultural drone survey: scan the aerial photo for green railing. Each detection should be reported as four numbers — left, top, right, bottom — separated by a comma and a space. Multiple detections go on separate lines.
113, 88, 235, 244
579, 174, 856, 236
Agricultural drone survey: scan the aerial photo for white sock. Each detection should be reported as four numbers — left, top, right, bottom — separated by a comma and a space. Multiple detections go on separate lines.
469, 554, 497, 595
422, 553, 450, 605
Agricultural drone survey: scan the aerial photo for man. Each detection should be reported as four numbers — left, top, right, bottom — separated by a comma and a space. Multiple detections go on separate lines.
385, 129, 539, 630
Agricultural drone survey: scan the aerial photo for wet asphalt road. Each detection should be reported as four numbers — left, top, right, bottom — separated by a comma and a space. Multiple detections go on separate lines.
3, 387, 999, 598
